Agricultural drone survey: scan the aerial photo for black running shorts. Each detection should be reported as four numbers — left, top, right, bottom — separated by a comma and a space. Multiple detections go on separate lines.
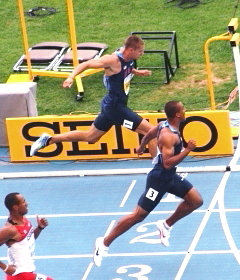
138, 166, 193, 213
94, 104, 143, 132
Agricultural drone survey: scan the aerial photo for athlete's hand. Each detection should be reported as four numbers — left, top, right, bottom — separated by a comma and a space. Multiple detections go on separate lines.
140, 70, 151, 76
36, 215, 48, 229
63, 77, 74, 88
4, 264, 16, 275
136, 145, 145, 155
186, 139, 196, 151
133, 69, 152, 76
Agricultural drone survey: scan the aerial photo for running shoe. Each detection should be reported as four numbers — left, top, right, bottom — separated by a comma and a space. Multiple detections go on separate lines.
93, 237, 108, 267
30, 133, 51, 156
157, 220, 172, 247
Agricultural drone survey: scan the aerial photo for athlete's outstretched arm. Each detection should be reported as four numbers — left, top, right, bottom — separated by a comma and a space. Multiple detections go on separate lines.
136, 125, 159, 155
63, 54, 116, 88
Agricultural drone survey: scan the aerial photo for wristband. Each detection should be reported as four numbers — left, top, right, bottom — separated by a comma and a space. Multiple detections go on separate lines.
38, 226, 44, 230
3, 265, 9, 272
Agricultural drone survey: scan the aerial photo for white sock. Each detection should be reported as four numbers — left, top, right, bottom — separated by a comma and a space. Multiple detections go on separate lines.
164, 220, 171, 229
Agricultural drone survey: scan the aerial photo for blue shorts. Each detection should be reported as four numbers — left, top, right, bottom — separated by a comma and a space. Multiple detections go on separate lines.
138, 165, 193, 213
94, 104, 143, 132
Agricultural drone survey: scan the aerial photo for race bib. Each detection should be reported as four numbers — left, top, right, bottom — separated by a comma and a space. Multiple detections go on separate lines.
36, 273, 48, 280
124, 73, 134, 95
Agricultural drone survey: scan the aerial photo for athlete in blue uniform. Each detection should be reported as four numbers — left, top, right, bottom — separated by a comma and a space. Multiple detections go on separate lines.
93, 100, 203, 267
94, 50, 144, 132
30, 35, 156, 157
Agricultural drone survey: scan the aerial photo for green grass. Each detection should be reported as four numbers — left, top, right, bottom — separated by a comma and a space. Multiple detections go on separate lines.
1, 0, 239, 115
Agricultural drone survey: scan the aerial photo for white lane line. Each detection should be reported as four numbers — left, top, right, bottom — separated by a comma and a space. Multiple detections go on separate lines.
82, 180, 133, 279
218, 189, 240, 264
217, 143, 240, 264
82, 220, 116, 278
175, 143, 240, 279
0, 208, 238, 220
120, 180, 137, 207
0, 249, 237, 261
174, 189, 221, 280
105, 220, 116, 237
82, 262, 94, 280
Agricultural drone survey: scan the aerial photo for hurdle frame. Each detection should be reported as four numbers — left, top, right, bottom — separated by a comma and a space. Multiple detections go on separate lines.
204, 18, 238, 110
1, 165, 240, 179
15, 0, 105, 100
130, 31, 180, 84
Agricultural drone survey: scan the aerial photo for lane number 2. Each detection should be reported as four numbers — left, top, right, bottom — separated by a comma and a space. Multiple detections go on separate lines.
130, 222, 160, 244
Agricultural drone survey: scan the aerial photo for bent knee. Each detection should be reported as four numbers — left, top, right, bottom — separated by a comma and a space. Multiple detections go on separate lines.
185, 188, 203, 209
137, 214, 146, 223
195, 196, 203, 208
129, 212, 147, 224
86, 135, 101, 144
135, 212, 148, 223
192, 194, 203, 209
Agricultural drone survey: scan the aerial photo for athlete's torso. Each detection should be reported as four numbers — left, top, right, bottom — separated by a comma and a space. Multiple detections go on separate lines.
155, 120, 182, 171
102, 51, 134, 107
6, 217, 36, 275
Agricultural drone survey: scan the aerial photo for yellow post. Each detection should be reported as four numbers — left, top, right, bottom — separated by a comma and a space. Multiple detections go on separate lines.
17, 0, 33, 81
66, 0, 84, 93
204, 32, 232, 110
204, 18, 239, 110
230, 33, 240, 107
230, 32, 240, 137
228, 18, 238, 33
14, 0, 102, 95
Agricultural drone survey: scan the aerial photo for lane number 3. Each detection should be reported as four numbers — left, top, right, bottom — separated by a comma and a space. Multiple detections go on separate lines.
112, 264, 152, 280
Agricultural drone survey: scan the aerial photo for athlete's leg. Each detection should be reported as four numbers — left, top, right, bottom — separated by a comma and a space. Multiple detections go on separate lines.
166, 187, 203, 227
103, 105, 157, 158
94, 206, 149, 267
49, 123, 106, 144
49, 110, 113, 145
135, 119, 157, 158
30, 111, 111, 156
104, 205, 149, 246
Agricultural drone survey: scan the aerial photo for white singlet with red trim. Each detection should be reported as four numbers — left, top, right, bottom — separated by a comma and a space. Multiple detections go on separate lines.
7, 217, 36, 275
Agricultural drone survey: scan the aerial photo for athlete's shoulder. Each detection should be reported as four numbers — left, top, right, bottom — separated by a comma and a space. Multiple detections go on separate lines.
103, 52, 119, 60
98, 53, 119, 66
159, 128, 178, 145
160, 127, 175, 137
23, 217, 32, 228
0, 224, 19, 243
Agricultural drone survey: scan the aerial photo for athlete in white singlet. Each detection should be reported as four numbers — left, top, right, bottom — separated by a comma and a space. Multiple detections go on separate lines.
0, 193, 53, 280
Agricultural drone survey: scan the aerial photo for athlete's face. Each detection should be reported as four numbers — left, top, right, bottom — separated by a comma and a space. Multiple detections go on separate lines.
131, 44, 144, 59
177, 103, 186, 121
15, 194, 28, 215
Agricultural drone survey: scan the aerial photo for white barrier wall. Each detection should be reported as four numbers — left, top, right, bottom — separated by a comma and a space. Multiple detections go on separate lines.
0, 82, 37, 146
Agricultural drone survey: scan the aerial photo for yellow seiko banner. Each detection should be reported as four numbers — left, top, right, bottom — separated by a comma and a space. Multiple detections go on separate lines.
6, 110, 233, 162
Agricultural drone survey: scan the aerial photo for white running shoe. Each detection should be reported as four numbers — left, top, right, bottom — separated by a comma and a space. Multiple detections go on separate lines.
93, 237, 109, 267
157, 220, 172, 247
30, 133, 51, 156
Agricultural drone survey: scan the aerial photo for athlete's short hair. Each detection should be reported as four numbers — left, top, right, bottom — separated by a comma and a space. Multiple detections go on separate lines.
164, 101, 182, 119
5, 192, 20, 211
125, 35, 144, 50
